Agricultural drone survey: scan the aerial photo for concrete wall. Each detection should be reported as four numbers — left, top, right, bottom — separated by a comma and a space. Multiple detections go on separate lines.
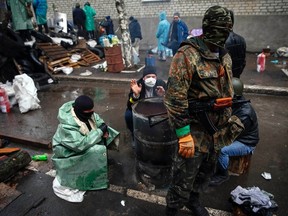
47, 0, 288, 52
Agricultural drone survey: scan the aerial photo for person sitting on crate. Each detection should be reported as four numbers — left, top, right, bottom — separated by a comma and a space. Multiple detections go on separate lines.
124, 66, 166, 148
52, 95, 119, 202
209, 78, 259, 186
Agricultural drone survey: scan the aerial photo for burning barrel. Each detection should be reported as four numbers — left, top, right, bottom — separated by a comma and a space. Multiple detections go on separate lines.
132, 97, 177, 187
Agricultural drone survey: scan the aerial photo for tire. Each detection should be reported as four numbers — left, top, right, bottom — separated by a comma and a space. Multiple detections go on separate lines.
88, 46, 104, 58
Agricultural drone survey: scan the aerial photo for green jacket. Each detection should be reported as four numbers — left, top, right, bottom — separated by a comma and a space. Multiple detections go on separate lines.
7, 0, 33, 31
84, 5, 96, 31
164, 36, 243, 151
52, 101, 119, 190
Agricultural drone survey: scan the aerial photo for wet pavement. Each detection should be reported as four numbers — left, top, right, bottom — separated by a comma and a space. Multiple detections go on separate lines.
0, 51, 288, 216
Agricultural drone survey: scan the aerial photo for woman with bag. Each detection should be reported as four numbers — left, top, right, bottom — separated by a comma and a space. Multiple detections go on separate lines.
7, 0, 33, 41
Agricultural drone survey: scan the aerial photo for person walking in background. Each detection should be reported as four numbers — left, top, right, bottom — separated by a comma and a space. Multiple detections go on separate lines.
164, 6, 243, 216
83, 2, 96, 39
225, 10, 247, 78
7, 0, 33, 41
73, 3, 86, 32
33, 0, 48, 34
104, 16, 114, 35
156, 11, 170, 61
128, 16, 142, 56
125, 66, 166, 148
209, 78, 259, 186
167, 12, 188, 55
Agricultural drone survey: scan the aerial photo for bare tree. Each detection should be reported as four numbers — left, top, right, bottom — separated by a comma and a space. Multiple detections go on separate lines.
115, 0, 132, 68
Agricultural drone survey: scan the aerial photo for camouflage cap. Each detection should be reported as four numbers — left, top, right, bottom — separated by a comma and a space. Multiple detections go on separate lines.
202, 5, 232, 48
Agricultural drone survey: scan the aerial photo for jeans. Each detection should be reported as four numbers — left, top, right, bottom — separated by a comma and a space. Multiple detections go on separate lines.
218, 140, 255, 170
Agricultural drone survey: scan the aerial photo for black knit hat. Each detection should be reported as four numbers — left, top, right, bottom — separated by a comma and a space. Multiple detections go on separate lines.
74, 95, 94, 112
142, 66, 157, 78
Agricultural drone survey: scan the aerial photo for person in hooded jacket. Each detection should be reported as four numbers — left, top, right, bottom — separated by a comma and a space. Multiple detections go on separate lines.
156, 11, 170, 61
83, 2, 96, 39
73, 3, 86, 32
164, 6, 244, 216
52, 95, 119, 201
104, 16, 114, 35
33, 0, 48, 34
128, 16, 142, 56
124, 66, 166, 147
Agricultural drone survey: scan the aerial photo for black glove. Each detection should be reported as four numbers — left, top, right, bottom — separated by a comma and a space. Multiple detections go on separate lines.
99, 123, 108, 134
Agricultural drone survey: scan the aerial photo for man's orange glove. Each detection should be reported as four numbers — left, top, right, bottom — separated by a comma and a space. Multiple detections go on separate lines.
178, 134, 195, 158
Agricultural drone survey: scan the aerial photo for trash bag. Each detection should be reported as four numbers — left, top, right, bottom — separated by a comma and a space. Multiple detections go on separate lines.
276, 47, 288, 57
13, 73, 41, 113
132, 47, 140, 65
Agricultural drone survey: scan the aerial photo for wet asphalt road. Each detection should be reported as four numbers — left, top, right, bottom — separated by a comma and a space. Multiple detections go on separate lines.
0, 79, 287, 216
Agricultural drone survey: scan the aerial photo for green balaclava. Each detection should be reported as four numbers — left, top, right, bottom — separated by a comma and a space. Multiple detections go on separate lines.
202, 5, 233, 48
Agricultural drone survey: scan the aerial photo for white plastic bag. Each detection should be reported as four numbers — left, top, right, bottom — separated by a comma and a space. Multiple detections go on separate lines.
13, 74, 41, 113
132, 47, 140, 65
52, 177, 86, 202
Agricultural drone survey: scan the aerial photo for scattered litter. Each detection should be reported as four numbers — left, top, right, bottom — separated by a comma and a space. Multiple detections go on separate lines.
93, 61, 107, 72
70, 54, 81, 62
270, 60, 279, 64
86, 39, 97, 47
45, 169, 56, 177
261, 172, 272, 180
281, 68, 288, 76
26, 165, 39, 172
54, 66, 73, 75
276, 47, 288, 57
120, 200, 125, 206
80, 70, 92, 76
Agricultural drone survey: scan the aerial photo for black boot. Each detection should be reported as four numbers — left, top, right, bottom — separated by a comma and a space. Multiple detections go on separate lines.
185, 192, 209, 216
209, 169, 230, 186
165, 206, 178, 216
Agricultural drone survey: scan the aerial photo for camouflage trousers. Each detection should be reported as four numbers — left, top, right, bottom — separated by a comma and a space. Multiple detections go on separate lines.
166, 147, 217, 209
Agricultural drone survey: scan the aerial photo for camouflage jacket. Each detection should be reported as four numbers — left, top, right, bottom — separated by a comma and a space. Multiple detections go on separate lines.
164, 36, 242, 152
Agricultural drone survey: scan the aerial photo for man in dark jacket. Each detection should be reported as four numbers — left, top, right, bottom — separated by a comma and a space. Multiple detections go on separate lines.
225, 10, 246, 78
128, 16, 142, 56
73, 3, 86, 31
209, 78, 259, 186
104, 16, 114, 35
124, 66, 166, 147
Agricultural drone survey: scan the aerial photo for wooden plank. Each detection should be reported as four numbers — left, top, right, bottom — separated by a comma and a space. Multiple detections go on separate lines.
0, 183, 22, 211
0, 148, 20, 154
0, 133, 51, 149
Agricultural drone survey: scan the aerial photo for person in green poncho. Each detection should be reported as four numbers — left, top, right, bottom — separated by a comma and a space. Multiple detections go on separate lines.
83, 2, 96, 39
52, 95, 119, 202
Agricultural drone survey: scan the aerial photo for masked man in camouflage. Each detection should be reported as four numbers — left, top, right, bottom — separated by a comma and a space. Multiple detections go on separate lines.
164, 6, 244, 216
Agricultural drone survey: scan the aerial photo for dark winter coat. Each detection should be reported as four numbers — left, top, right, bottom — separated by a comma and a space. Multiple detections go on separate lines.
232, 96, 259, 146
225, 32, 246, 78
73, 7, 86, 26
129, 18, 142, 43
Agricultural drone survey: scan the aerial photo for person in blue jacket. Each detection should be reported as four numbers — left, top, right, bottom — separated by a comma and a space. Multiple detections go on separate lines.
33, 0, 48, 33
167, 12, 189, 55
156, 11, 170, 61
129, 16, 142, 56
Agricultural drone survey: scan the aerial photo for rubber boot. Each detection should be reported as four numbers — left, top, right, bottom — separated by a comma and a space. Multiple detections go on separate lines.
209, 168, 230, 186
165, 206, 178, 216
184, 192, 209, 216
